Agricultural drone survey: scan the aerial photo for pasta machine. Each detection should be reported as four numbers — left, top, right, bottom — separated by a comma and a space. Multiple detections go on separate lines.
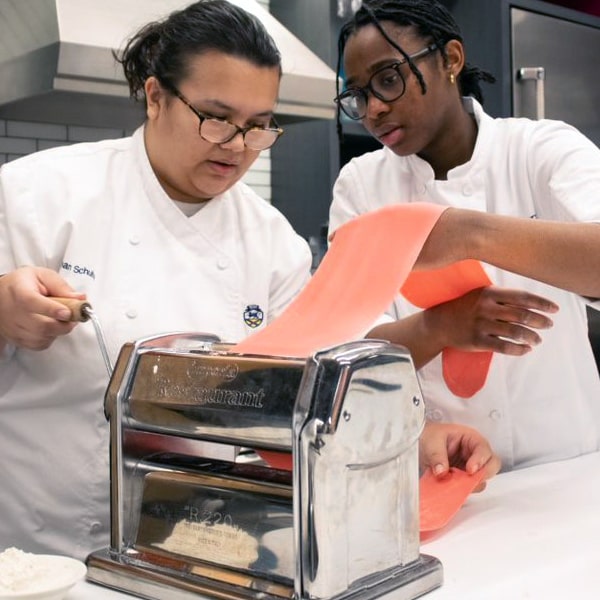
86, 332, 443, 599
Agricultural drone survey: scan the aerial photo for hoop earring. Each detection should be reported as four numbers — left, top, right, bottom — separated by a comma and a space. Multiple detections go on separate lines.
449, 72, 456, 84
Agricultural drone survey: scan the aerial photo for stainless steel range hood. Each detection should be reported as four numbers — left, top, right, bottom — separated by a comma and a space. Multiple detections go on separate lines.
0, 0, 336, 129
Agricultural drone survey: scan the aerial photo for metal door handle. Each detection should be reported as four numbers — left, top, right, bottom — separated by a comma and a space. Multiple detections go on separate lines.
517, 67, 545, 119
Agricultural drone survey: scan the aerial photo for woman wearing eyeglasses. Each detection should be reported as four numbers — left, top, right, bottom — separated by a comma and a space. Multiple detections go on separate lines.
330, 0, 600, 471
0, 0, 309, 560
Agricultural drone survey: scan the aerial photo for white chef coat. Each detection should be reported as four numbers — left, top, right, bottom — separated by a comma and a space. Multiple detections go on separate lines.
330, 97, 600, 471
0, 126, 311, 560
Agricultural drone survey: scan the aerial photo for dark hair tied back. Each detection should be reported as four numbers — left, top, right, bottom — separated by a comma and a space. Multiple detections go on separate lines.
115, 0, 281, 103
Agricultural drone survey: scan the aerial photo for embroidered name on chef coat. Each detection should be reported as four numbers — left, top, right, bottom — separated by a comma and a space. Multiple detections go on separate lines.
62, 261, 96, 280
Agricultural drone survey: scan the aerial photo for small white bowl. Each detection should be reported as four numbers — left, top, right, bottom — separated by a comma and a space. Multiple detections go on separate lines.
0, 554, 87, 600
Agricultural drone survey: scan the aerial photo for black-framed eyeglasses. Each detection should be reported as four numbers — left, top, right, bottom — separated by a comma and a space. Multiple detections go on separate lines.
334, 44, 439, 120
170, 86, 284, 151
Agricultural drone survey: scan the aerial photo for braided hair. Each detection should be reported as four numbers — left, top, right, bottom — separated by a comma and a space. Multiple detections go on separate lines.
115, 0, 281, 104
336, 0, 495, 132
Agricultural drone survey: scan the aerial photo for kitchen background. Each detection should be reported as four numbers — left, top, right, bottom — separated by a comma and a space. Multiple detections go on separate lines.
1, 0, 600, 358
2, 0, 600, 240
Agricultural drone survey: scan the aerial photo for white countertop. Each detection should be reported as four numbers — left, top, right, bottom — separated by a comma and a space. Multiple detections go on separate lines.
423, 450, 600, 599
69, 451, 600, 600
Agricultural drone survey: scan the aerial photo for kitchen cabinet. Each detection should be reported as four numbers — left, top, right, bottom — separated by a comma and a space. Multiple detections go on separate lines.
440, 0, 600, 142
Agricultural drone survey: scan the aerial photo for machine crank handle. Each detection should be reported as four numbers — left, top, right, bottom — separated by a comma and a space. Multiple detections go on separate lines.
49, 296, 92, 322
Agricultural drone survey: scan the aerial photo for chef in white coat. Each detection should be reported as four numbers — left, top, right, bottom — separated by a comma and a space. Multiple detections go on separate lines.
0, 0, 312, 560
330, 0, 600, 471
0, 0, 504, 560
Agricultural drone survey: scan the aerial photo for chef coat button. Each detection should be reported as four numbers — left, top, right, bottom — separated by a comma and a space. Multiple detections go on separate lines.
129, 235, 141, 245
126, 308, 138, 319
489, 409, 502, 421
427, 408, 444, 422
462, 185, 473, 196
90, 521, 102, 533
418, 184, 427, 195
217, 257, 229, 270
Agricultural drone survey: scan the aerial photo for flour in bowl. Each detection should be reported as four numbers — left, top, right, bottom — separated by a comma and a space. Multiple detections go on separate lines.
0, 547, 51, 592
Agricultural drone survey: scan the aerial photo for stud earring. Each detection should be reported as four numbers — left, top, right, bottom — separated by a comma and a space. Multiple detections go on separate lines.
449, 72, 456, 84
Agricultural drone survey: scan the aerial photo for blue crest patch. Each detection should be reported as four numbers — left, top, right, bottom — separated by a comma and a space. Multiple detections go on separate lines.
243, 304, 264, 328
